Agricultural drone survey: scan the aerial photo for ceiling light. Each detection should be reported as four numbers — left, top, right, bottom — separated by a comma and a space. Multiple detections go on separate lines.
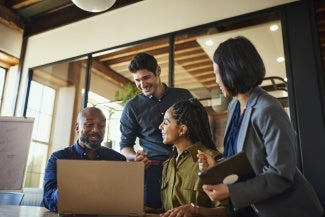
72, 0, 116, 13
277, 57, 285, 62
205, 39, 214, 46
269, 24, 279, 31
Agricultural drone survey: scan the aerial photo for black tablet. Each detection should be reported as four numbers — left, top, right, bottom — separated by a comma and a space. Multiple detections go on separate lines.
198, 152, 255, 185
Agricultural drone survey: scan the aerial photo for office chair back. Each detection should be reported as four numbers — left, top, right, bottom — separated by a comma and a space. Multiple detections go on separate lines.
20, 188, 44, 206
0, 192, 24, 205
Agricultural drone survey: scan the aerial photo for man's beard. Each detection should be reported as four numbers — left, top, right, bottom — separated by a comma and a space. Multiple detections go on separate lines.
80, 133, 102, 150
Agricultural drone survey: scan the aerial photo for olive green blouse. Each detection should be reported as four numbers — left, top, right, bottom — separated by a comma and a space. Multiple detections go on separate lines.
161, 142, 223, 211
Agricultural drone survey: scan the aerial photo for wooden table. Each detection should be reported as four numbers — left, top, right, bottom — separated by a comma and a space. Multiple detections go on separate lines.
0, 205, 57, 217
0, 205, 161, 217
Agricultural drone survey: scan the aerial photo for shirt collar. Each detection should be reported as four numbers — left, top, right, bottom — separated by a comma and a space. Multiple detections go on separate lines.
181, 142, 204, 162
148, 83, 169, 99
74, 141, 101, 159
74, 142, 85, 156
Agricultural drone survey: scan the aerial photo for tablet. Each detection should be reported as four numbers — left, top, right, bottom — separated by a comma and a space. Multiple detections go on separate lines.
198, 152, 255, 185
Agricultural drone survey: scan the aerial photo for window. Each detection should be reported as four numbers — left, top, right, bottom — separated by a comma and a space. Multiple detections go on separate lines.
24, 81, 55, 187
24, 59, 87, 187
171, 14, 287, 150
0, 67, 6, 111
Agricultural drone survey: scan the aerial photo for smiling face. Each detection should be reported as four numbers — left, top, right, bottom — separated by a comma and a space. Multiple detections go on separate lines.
159, 108, 182, 145
132, 67, 161, 97
213, 62, 231, 98
76, 108, 106, 150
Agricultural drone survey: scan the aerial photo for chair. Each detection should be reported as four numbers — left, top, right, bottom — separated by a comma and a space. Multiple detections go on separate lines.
0, 192, 24, 205
20, 188, 44, 206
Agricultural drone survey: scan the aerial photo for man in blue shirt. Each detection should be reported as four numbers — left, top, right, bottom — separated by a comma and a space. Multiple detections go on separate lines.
120, 53, 193, 209
43, 107, 126, 212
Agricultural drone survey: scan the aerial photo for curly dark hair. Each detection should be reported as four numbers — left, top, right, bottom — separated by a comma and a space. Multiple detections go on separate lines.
128, 52, 158, 75
170, 98, 216, 150
213, 36, 265, 96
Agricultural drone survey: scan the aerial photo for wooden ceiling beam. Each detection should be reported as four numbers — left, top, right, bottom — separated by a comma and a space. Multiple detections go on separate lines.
189, 70, 214, 78
175, 50, 208, 60
177, 56, 211, 65
6, 0, 41, 10
98, 38, 169, 63
95, 31, 216, 93
33, 68, 69, 89
205, 83, 218, 89
100, 47, 170, 66
0, 4, 24, 32
186, 65, 212, 72
90, 59, 132, 88
0, 51, 19, 69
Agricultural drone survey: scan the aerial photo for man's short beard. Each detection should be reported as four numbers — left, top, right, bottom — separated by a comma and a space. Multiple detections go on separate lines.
84, 141, 101, 150
80, 137, 102, 150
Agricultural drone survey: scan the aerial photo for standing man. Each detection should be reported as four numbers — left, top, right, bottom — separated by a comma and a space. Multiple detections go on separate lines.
120, 52, 193, 209
43, 107, 126, 212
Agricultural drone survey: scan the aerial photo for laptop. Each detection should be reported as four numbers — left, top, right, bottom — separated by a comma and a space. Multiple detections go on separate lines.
198, 152, 255, 185
57, 160, 144, 216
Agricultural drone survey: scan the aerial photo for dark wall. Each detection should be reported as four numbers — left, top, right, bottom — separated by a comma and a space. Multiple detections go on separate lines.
282, 0, 325, 209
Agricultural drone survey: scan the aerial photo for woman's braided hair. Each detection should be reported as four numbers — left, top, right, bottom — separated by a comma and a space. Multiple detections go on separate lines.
170, 98, 216, 150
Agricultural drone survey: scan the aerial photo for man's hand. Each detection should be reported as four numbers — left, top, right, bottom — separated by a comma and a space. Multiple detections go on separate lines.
135, 150, 152, 168
120, 147, 137, 161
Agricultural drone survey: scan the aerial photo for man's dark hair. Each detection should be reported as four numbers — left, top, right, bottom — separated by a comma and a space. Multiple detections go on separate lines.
170, 98, 216, 150
128, 52, 158, 75
213, 36, 265, 96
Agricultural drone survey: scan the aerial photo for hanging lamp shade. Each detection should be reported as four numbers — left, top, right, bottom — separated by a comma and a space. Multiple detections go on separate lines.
72, 0, 116, 13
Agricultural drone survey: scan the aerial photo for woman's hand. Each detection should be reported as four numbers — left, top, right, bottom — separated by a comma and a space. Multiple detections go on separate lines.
160, 204, 193, 217
197, 150, 216, 171
202, 183, 230, 202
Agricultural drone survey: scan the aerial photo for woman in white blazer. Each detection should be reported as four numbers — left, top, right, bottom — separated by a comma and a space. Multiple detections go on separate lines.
198, 36, 323, 217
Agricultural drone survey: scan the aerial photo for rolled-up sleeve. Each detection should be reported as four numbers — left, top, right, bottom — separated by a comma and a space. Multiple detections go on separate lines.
119, 102, 138, 150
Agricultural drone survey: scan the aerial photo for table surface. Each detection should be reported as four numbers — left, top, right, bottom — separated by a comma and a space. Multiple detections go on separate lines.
0, 205, 161, 217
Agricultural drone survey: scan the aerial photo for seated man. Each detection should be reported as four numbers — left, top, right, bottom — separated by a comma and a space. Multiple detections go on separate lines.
43, 107, 126, 212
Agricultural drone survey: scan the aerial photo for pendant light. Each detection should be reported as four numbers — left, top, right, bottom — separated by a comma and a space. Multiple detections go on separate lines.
72, 0, 116, 13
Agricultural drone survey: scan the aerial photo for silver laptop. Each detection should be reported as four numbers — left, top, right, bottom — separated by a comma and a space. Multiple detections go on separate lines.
57, 160, 144, 216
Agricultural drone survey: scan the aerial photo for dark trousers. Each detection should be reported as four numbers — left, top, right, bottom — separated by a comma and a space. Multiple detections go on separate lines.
144, 165, 163, 209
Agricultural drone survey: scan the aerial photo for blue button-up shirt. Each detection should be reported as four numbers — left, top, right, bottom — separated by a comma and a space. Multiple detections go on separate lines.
119, 85, 193, 160
43, 142, 126, 212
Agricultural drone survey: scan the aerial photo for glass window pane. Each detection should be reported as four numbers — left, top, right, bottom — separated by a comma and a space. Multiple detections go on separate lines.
173, 14, 287, 150
0, 67, 5, 109
26, 110, 40, 139
40, 87, 55, 115
36, 114, 52, 142
27, 82, 55, 142
25, 57, 87, 187
28, 81, 42, 111
24, 142, 48, 187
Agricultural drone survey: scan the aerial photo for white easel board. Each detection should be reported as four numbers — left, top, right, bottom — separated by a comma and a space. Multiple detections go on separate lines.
0, 116, 34, 190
